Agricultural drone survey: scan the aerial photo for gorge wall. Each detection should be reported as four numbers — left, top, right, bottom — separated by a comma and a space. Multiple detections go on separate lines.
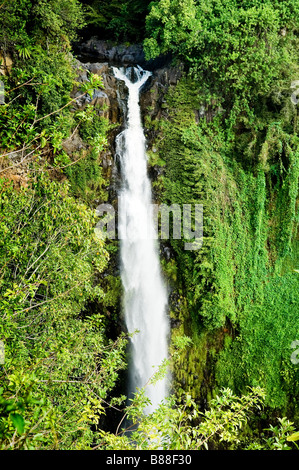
61, 40, 298, 417
64, 41, 212, 405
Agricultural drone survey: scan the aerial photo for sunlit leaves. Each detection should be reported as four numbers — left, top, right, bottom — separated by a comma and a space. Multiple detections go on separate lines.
0, 174, 128, 449
99, 385, 297, 450
144, 0, 299, 115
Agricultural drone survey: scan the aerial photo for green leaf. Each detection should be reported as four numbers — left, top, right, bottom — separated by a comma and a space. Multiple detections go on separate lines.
40, 136, 47, 148
10, 413, 25, 435
287, 431, 299, 442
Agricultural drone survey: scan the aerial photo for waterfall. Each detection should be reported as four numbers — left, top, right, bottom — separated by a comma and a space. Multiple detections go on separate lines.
113, 66, 169, 414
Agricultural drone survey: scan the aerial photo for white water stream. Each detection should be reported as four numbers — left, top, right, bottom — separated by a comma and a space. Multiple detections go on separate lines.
113, 66, 169, 414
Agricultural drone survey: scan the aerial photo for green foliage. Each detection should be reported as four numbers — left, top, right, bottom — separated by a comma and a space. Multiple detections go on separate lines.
0, 50, 109, 200
33, 0, 86, 42
152, 71, 298, 412
0, 174, 128, 449
99, 385, 298, 450
1, 0, 298, 450
64, 104, 110, 201
80, 0, 152, 41
0, 0, 93, 161
144, 0, 299, 121
216, 273, 299, 410
0, 3, 119, 448
0, 0, 85, 54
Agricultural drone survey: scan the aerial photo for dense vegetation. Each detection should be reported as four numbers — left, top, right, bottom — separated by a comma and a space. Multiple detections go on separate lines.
0, 0, 298, 450
0, 0, 125, 449
79, 0, 152, 42
144, 0, 299, 418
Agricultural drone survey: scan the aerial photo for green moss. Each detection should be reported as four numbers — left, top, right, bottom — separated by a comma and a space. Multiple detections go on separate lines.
154, 73, 298, 415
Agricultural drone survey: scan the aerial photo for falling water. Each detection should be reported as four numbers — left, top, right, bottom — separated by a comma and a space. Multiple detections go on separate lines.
113, 66, 169, 414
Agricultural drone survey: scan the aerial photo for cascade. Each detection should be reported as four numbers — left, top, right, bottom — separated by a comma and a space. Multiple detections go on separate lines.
113, 65, 169, 414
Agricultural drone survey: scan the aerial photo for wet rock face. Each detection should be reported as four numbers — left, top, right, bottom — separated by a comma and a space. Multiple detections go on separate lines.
140, 65, 184, 121
75, 38, 172, 71
72, 61, 120, 123
76, 38, 146, 66
72, 58, 183, 131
